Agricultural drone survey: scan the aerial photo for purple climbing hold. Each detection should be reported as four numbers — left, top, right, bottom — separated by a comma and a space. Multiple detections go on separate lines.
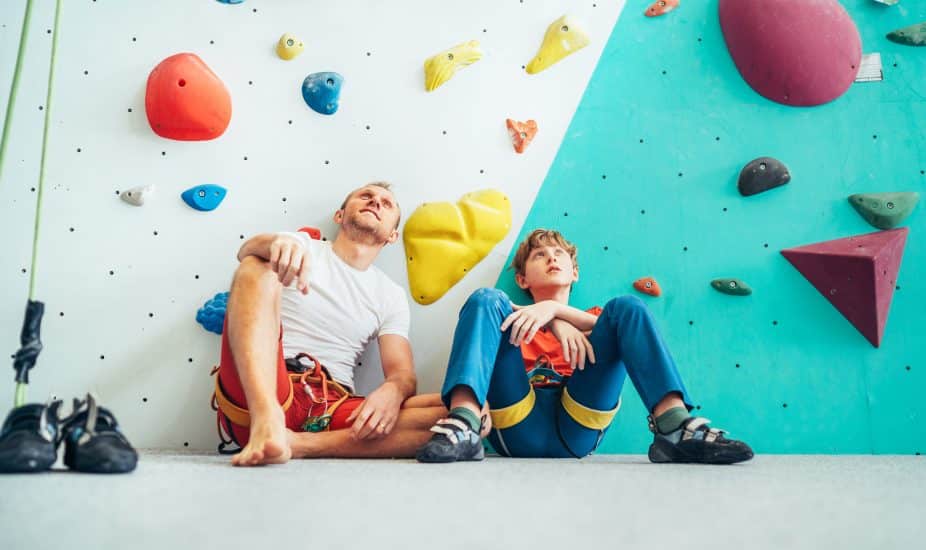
781, 228, 908, 348
719, 0, 862, 106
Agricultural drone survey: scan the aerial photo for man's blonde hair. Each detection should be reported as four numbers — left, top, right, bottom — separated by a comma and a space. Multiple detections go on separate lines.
509, 229, 578, 276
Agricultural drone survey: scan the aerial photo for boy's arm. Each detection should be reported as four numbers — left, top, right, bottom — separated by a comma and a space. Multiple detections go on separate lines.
553, 303, 598, 332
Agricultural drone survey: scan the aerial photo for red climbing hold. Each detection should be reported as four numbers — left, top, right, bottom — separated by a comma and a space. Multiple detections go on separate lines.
297, 226, 322, 240
506, 119, 538, 154
645, 0, 679, 18
145, 53, 232, 141
781, 228, 908, 348
633, 276, 662, 297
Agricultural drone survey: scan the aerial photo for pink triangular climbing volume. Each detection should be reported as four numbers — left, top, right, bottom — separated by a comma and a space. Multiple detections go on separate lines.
780, 228, 908, 348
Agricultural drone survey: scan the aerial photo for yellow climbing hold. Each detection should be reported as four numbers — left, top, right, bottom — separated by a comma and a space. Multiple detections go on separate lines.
404, 189, 512, 305
423, 40, 483, 92
526, 15, 590, 74
276, 33, 304, 60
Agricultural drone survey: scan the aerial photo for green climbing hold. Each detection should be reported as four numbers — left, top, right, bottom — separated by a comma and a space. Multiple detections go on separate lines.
887, 22, 926, 46
711, 278, 752, 296
848, 192, 919, 229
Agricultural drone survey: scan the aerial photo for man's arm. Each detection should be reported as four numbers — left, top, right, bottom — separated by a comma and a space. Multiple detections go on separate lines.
237, 233, 278, 262
237, 232, 310, 294
377, 334, 417, 398
346, 334, 416, 440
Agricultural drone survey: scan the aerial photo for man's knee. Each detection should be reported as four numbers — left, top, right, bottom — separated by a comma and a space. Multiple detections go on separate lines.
232, 256, 282, 297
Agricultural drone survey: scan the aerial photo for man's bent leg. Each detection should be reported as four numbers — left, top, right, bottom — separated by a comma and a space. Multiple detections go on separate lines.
222, 256, 292, 466
290, 406, 448, 458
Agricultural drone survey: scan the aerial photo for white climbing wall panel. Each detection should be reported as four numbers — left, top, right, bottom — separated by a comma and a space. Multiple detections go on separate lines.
0, 0, 626, 449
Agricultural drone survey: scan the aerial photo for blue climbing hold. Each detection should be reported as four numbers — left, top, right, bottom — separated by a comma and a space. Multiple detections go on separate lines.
216, 0, 245, 5
196, 292, 228, 335
181, 184, 227, 212
302, 72, 343, 115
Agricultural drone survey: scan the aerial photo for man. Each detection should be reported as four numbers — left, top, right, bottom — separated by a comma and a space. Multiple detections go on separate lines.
416, 229, 754, 464
216, 182, 456, 466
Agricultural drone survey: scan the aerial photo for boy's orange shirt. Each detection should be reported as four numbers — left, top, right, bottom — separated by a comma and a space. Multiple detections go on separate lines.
518, 306, 602, 386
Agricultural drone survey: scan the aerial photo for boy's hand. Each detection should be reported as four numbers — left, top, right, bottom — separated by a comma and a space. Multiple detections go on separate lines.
549, 319, 596, 370
269, 234, 310, 294
501, 301, 560, 346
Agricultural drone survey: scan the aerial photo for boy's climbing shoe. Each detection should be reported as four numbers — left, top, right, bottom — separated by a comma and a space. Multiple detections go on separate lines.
647, 415, 754, 465
416, 417, 485, 463
61, 394, 138, 474
0, 400, 62, 473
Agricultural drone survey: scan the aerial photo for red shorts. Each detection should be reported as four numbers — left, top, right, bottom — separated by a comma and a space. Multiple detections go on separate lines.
216, 319, 365, 447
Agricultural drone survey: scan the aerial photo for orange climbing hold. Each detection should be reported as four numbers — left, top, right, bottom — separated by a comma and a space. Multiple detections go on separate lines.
633, 276, 662, 297
145, 53, 232, 141
645, 0, 679, 17
506, 118, 538, 154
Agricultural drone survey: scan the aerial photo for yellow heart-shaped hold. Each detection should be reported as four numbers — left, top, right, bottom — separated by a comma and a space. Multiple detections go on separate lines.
404, 189, 512, 305
526, 15, 590, 75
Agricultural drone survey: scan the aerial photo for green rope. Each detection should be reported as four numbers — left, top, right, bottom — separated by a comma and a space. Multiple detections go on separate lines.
30, 0, 64, 301
0, 0, 34, 192
8, 0, 64, 408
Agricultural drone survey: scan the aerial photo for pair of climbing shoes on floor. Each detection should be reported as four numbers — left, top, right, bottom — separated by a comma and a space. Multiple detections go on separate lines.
0, 393, 137, 474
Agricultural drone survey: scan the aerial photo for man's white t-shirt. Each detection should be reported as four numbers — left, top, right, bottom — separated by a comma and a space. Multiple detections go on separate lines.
278, 232, 410, 391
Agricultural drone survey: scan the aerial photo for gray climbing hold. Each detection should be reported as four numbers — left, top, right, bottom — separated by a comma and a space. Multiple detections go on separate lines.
738, 157, 790, 197
848, 192, 919, 229
711, 278, 753, 296
119, 184, 154, 206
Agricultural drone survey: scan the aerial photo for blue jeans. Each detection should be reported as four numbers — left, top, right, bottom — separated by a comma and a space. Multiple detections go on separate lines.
440, 288, 695, 458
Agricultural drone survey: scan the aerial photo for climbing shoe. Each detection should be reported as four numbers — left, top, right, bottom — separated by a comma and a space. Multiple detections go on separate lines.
647, 415, 754, 465
0, 400, 62, 473
416, 416, 485, 463
61, 394, 137, 474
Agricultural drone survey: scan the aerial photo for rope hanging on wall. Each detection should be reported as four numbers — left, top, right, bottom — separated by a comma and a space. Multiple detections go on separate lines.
0, 0, 63, 408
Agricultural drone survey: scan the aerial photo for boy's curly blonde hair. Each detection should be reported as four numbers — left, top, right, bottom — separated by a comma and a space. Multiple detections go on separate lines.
509, 229, 578, 276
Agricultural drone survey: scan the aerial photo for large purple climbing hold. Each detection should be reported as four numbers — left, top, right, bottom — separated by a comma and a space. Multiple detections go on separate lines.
738, 157, 791, 197
196, 292, 228, 335
719, 0, 861, 106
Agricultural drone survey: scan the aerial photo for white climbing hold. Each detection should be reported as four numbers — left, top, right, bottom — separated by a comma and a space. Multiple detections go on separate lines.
120, 184, 155, 206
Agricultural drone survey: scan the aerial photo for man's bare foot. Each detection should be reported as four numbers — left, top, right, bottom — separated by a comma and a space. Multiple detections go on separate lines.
231, 410, 292, 466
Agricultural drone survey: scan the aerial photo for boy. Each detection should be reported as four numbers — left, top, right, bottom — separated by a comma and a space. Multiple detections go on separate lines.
416, 229, 753, 464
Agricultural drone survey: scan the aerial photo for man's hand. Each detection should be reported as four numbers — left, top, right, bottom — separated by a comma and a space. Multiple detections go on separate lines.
269, 234, 310, 294
500, 301, 561, 346
346, 381, 404, 440
549, 319, 596, 370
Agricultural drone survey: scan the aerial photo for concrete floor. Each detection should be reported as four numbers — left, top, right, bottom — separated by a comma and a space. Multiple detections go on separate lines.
0, 451, 922, 550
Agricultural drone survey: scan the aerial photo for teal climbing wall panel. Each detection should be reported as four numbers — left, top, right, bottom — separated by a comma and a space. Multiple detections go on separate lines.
496, 1, 925, 454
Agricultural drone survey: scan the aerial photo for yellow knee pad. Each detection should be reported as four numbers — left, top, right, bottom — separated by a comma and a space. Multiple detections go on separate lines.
561, 387, 621, 430
490, 388, 536, 429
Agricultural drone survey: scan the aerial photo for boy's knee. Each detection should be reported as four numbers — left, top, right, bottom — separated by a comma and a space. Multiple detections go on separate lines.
605, 294, 646, 315
466, 287, 509, 308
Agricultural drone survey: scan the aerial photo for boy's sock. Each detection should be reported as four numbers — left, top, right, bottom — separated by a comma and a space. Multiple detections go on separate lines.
448, 406, 481, 432
654, 406, 690, 434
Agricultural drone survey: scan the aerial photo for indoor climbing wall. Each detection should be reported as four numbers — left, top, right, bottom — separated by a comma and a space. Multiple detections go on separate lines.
0, 1, 626, 449
497, 0, 925, 454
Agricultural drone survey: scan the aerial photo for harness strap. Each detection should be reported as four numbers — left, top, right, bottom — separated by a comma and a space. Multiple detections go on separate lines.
211, 368, 295, 428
